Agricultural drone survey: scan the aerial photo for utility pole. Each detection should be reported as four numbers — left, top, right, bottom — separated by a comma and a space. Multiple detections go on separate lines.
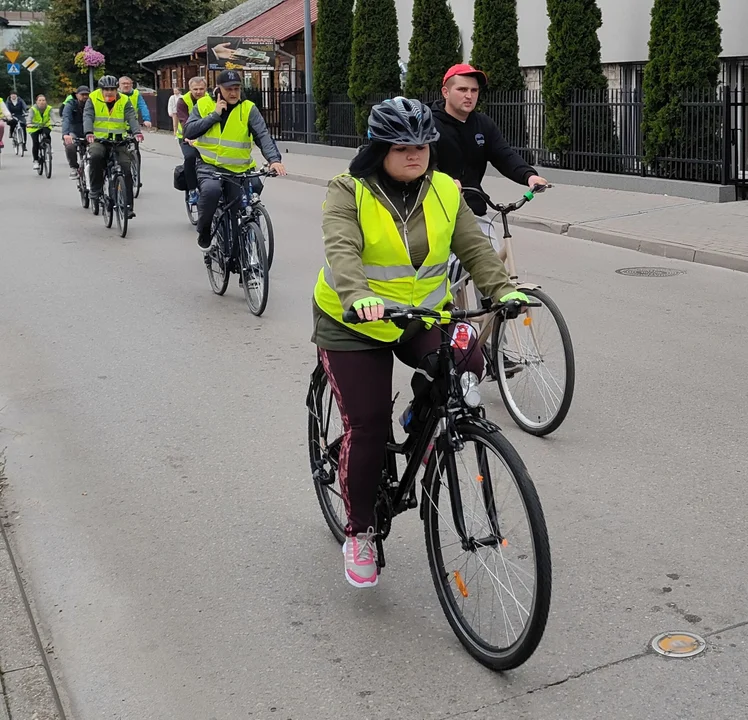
303, 0, 313, 141
85, 0, 94, 89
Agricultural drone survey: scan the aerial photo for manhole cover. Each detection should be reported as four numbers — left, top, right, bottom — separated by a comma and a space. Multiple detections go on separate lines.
651, 632, 707, 658
615, 267, 685, 277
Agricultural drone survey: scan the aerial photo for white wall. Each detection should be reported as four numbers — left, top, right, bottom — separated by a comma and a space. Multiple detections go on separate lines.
395, 0, 748, 68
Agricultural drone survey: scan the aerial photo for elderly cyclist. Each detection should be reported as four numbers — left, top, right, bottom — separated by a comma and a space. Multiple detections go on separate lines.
311, 97, 528, 588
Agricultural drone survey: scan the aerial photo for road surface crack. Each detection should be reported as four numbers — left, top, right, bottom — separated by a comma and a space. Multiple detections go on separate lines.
434, 649, 651, 720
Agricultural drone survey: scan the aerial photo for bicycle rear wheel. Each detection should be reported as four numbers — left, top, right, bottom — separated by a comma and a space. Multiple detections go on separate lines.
254, 202, 275, 270
490, 288, 575, 436
185, 191, 198, 226
423, 419, 551, 671
239, 220, 269, 316
44, 142, 52, 178
115, 175, 128, 238
308, 362, 347, 545
205, 212, 229, 295
102, 176, 114, 228
131, 151, 141, 199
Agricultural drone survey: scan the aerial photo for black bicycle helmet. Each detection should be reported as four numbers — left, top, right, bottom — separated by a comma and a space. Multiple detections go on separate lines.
98, 75, 118, 89
367, 97, 439, 145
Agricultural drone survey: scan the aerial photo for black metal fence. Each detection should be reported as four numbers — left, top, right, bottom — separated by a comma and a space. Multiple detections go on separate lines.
255, 87, 748, 198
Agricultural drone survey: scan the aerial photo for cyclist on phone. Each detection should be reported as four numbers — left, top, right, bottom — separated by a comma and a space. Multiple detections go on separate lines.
311, 97, 528, 588
83, 75, 143, 216
183, 69, 286, 251
62, 85, 90, 178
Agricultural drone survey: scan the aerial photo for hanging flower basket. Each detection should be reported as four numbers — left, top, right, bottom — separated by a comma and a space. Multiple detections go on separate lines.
74, 46, 106, 70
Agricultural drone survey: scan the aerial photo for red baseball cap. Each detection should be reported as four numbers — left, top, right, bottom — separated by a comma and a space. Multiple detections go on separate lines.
443, 64, 488, 87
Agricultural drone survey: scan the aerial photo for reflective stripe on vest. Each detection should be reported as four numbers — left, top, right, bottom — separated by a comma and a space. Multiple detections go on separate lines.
193, 95, 256, 172
90, 89, 129, 138
314, 172, 459, 343
176, 92, 196, 140
128, 88, 140, 112
28, 105, 51, 133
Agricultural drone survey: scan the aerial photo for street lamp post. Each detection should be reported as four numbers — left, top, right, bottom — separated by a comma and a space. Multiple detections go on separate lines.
303, 0, 313, 141
85, 0, 94, 89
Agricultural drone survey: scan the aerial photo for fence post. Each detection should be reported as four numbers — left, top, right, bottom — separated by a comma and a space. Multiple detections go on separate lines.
722, 87, 732, 187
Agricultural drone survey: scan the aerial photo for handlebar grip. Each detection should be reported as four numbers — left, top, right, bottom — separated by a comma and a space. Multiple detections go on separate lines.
342, 310, 363, 324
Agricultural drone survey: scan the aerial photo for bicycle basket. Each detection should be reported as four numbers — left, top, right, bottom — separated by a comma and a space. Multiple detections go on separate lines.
173, 164, 187, 192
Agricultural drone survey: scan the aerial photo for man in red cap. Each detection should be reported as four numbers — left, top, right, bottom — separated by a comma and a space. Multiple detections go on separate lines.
433, 64, 547, 232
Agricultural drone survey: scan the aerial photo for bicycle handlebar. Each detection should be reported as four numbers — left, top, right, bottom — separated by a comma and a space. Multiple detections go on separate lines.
342, 300, 541, 325
206, 166, 277, 184
462, 184, 550, 214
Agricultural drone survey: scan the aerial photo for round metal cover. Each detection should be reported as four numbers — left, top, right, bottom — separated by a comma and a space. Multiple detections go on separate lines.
651, 632, 707, 658
615, 267, 685, 277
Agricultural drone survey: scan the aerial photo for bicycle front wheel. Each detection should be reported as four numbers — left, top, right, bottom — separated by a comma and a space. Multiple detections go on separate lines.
491, 288, 575, 436
44, 142, 52, 178
308, 362, 347, 545
239, 220, 269, 316
78, 162, 89, 209
36, 145, 43, 175
423, 419, 551, 671
115, 175, 128, 238
254, 202, 275, 270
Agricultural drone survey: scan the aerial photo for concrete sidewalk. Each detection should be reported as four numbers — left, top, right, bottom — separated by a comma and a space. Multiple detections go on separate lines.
0, 467, 63, 719
139, 130, 748, 273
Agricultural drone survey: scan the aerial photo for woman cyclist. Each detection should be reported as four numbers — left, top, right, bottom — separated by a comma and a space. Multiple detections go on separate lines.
311, 97, 528, 588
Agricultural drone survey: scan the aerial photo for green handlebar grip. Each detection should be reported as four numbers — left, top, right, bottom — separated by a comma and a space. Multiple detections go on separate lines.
523, 191, 534, 201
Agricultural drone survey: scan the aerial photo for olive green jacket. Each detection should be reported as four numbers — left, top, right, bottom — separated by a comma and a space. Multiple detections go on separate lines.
312, 170, 516, 350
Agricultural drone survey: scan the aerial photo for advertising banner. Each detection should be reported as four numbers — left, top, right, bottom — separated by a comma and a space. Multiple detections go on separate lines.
206, 36, 276, 72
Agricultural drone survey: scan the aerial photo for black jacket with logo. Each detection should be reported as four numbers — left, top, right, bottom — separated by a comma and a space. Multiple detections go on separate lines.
431, 100, 537, 217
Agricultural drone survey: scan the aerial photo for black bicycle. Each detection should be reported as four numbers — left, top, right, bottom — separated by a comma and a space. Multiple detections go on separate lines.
203, 168, 275, 316
74, 138, 90, 209
307, 302, 552, 671
91, 137, 133, 238
35, 129, 53, 179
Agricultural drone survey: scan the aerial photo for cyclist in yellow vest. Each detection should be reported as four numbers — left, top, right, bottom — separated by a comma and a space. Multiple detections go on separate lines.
83, 75, 144, 216
312, 98, 529, 588
183, 69, 286, 250
176, 76, 208, 206
27, 94, 53, 171
117, 76, 152, 127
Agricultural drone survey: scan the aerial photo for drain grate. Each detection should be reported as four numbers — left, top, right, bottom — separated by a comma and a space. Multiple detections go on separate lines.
615, 267, 685, 277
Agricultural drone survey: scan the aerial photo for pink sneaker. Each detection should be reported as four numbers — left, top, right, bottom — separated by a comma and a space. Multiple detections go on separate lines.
342, 528, 378, 588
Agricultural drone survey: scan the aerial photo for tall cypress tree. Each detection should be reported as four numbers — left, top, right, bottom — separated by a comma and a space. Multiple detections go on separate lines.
313, 0, 354, 140
544, 0, 618, 168
471, 0, 527, 155
471, 0, 524, 91
404, 0, 461, 97
348, 0, 401, 135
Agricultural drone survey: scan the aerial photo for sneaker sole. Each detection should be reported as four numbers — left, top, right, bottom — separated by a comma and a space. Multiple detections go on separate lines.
342, 542, 378, 588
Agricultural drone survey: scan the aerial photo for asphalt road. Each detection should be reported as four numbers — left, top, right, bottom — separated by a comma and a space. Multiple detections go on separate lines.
0, 141, 747, 720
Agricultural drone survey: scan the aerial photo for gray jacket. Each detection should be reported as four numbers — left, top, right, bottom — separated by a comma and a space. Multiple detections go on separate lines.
183, 100, 281, 165
82, 93, 140, 136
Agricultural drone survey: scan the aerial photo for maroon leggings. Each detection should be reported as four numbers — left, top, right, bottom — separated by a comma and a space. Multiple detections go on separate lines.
320, 324, 484, 535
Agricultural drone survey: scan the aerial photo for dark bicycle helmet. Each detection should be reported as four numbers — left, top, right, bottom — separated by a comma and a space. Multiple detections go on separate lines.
367, 97, 439, 145
98, 75, 118, 89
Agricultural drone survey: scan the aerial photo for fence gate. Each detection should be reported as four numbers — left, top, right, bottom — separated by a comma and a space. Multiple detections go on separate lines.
729, 89, 748, 199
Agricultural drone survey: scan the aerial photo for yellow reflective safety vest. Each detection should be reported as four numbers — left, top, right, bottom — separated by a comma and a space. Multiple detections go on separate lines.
29, 105, 52, 133
90, 89, 129, 138
314, 172, 459, 343
127, 88, 140, 113
193, 95, 256, 172
176, 92, 197, 140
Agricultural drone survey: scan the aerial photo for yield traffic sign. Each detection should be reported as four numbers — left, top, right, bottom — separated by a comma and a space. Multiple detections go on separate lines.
4, 49, 19, 64
7, 63, 20, 75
